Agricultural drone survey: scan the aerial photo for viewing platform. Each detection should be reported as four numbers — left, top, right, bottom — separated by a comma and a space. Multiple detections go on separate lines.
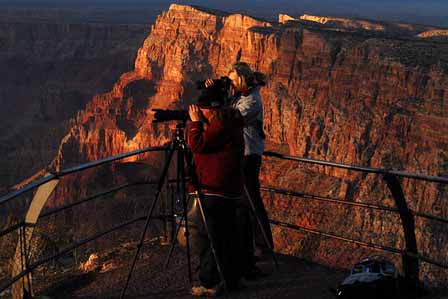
35, 242, 347, 298
0, 145, 447, 298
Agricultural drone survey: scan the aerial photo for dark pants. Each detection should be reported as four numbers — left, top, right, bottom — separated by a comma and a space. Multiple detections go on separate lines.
190, 195, 240, 289
236, 155, 274, 272
244, 154, 274, 249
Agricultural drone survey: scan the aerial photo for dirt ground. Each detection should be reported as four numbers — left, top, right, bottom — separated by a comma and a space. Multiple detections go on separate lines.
37, 240, 348, 299
34, 240, 448, 299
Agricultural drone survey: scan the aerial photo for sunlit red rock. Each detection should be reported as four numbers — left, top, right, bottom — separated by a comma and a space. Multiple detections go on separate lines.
41, 4, 448, 286
79, 253, 100, 272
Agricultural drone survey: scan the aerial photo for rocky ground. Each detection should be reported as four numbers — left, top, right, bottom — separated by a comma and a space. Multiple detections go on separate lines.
29, 238, 447, 299
33, 238, 347, 299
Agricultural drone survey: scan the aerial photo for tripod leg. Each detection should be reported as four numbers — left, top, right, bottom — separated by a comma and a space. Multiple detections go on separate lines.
244, 185, 279, 270
196, 194, 228, 295
179, 147, 193, 283
163, 148, 193, 283
164, 148, 184, 269
120, 144, 176, 299
163, 196, 189, 269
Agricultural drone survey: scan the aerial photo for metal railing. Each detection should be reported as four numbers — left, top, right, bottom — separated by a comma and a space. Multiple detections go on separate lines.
0, 146, 167, 206
0, 145, 170, 296
0, 147, 446, 296
263, 151, 448, 282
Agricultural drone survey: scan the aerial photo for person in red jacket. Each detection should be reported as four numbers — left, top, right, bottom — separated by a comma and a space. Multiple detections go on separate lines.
187, 92, 244, 296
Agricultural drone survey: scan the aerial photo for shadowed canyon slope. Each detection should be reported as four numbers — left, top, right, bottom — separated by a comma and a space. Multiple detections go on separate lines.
10, 4, 448, 286
0, 20, 149, 193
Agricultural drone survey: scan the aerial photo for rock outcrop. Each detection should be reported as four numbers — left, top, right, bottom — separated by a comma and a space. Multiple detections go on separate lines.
22, 4, 448, 286
282, 13, 440, 38
418, 29, 448, 40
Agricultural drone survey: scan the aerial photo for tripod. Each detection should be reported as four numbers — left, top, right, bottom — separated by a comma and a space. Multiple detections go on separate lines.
120, 121, 278, 298
163, 126, 279, 281
120, 123, 228, 298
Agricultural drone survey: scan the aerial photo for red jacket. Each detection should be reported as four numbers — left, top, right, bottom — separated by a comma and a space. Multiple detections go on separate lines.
187, 111, 244, 198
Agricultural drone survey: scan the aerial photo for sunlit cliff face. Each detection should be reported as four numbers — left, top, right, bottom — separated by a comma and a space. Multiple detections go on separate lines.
45, 4, 448, 286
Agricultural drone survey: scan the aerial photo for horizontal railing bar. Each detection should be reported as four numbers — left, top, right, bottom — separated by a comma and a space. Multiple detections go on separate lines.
0, 180, 181, 238
0, 214, 171, 292
388, 170, 448, 184
406, 252, 448, 269
263, 151, 448, 184
0, 145, 169, 206
0, 221, 24, 238
413, 211, 448, 225
40, 181, 157, 219
270, 219, 403, 254
263, 151, 386, 173
0, 174, 57, 206
270, 219, 448, 269
261, 186, 399, 213
58, 146, 169, 177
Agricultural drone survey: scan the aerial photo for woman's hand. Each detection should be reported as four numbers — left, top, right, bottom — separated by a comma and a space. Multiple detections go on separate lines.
188, 104, 203, 122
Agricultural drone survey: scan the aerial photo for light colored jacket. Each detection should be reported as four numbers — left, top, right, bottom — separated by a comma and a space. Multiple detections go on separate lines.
232, 87, 265, 156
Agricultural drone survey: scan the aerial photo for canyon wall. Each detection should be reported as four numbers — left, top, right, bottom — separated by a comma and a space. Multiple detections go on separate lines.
14, 4, 448, 286
0, 21, 149, 194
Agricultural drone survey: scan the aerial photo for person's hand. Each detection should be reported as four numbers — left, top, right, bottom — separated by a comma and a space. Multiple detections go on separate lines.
205, 78, 214, 88
188, 104, 203, 122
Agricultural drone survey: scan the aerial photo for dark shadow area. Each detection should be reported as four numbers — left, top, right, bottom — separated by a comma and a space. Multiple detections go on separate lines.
119, 79, 156, 139
39, 272, 96, 299
122, 79, 156, 111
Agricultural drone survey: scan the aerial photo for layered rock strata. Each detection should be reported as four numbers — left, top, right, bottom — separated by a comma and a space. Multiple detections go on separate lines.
29, 4, 448, 286
281, 13, 448, 40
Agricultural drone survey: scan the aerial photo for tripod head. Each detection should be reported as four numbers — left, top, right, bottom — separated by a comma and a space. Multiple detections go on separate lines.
173, 122, 187, 150
169, 121, 197, 216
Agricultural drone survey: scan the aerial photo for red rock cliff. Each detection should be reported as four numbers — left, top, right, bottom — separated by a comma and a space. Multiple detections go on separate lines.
51, 4, 448, 285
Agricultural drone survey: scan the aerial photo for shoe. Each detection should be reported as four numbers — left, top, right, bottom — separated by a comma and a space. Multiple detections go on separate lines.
244, 266, 269, 281
191, 285, 218, 297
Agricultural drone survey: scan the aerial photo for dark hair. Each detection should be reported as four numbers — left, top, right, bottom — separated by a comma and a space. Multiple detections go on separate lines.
254, 71, 266, 86
197, 80, 228, 108
229, 62, 267, 88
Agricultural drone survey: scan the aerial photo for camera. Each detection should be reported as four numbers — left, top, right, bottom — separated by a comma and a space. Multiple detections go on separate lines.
152, 76, 232, 123
152, 109, 189, 123
195, 76, 232, 91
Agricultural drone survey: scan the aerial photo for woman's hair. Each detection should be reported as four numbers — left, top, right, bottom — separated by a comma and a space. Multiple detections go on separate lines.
228, 62, 266, 89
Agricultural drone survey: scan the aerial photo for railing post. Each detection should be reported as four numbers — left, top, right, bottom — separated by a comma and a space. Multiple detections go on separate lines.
21, 225, 33, 299
383, 174, 419, 284
11, 175, 59, 299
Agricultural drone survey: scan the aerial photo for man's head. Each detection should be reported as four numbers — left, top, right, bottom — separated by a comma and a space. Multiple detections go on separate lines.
197, 78, 228, 109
